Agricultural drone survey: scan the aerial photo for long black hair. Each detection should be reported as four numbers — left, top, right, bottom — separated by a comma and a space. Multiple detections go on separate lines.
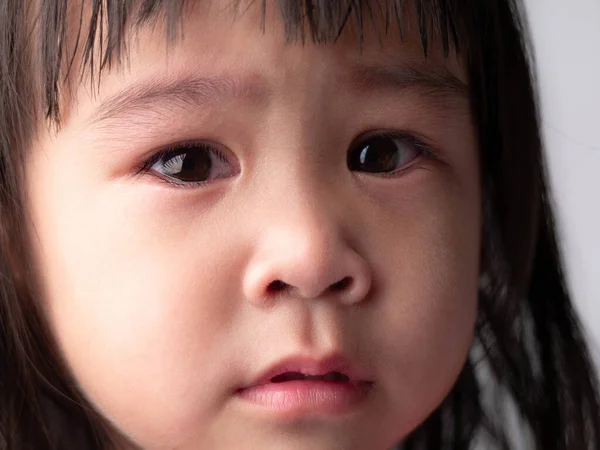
0, 0, 598, 449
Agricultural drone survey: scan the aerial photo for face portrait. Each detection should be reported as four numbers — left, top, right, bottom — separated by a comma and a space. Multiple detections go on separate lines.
24, 1, 481, 449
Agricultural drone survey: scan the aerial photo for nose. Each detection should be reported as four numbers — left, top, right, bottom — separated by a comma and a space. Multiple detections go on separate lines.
242, 199, 372, 307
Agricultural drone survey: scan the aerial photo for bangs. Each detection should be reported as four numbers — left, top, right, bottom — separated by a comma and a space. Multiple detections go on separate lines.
37, 0, 466, 124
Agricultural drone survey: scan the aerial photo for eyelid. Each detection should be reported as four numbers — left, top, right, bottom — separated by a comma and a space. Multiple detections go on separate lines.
350, 129, 439, 156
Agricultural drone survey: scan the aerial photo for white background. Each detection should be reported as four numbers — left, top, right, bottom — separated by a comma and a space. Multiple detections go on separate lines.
524, 0, 600, 366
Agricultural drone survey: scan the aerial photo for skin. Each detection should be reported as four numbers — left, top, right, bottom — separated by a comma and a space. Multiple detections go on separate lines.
25, 2, 481, 449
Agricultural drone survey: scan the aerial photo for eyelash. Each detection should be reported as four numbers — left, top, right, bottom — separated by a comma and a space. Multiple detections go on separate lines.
134, 131, 441, 189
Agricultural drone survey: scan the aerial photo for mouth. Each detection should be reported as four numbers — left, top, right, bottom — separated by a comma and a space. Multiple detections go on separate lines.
242, 353, 373, 387
269, 371, 351, 383
235, 354, 374, 416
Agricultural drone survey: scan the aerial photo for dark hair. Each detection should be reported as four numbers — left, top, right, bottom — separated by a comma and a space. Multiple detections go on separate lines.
1, 0, 599, 449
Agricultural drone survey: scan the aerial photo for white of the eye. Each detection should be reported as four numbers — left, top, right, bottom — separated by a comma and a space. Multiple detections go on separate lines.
397, 140, 416, 164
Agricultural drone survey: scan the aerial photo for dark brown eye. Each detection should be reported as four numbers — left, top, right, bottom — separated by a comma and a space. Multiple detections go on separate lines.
347, 134, 423, 174
150, 143, 233, 184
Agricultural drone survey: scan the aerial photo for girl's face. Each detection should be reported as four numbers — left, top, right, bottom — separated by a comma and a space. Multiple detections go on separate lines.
25, 2, 480, 449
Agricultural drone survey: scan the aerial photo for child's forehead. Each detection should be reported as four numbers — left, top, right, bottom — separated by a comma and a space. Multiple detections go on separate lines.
60, 0, 466, 124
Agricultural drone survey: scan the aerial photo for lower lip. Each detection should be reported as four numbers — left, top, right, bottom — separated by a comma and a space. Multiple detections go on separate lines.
236, 380, 374, 416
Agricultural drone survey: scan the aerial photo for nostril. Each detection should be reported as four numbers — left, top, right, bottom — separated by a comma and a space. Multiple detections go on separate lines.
267, 280, 287, 292
268, 277, 351, 296
330, 277, 352, 291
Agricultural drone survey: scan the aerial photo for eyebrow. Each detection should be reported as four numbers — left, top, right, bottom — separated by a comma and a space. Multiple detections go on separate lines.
346, 62, 468, 101
83, 62, 468, 129
84, 74, 267, 127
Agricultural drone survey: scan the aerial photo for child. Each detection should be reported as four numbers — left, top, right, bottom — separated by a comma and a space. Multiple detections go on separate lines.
0, 0, 598, 449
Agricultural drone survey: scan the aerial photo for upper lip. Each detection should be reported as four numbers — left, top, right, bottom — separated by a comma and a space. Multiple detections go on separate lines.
241, 353, 373, 388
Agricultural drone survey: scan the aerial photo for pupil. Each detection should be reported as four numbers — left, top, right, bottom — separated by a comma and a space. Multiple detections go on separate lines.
171, 149, 211, 181
354, 137, 399, 173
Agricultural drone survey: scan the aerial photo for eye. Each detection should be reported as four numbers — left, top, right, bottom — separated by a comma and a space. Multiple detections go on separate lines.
142, 142, 236, 187
347, 132, 427, 175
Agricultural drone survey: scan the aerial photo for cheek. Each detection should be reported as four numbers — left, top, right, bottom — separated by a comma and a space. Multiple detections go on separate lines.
26, 162, 242, 443
363, 168, 480, 437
